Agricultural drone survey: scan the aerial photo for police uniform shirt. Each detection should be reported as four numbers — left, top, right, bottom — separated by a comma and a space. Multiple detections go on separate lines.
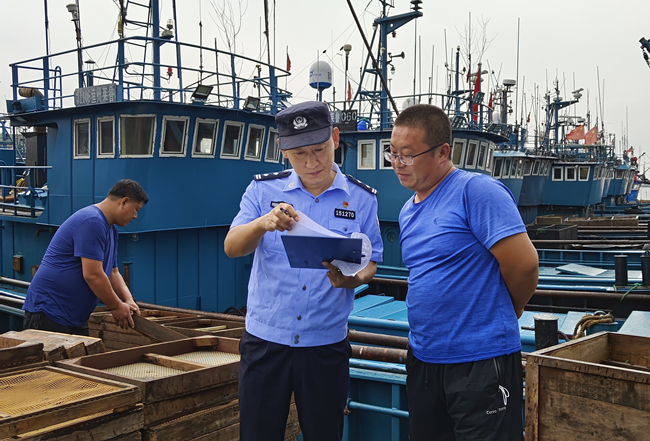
231, 163, 383, 347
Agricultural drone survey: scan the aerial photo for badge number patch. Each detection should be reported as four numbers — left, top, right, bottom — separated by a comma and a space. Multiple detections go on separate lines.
334, 208, 356, 219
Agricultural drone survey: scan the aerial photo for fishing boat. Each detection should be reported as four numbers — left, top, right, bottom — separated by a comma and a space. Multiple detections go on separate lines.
0, 0, 289, 315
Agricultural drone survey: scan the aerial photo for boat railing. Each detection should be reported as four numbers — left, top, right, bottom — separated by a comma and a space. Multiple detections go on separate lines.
0, 166, 51, 219
330, 91, 516, 137
9, 36, 291, 115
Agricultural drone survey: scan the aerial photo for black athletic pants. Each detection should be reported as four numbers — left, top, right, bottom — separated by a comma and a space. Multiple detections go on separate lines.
23, 311, 90, 336
406, 348, 524, 441
238, 330, 351, 441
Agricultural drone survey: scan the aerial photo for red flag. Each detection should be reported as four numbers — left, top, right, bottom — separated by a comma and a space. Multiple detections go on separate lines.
585, 125, 598, 145
347, 80, 352, 101
566, 125, 585, 141
472, 69, 481, 122
286, 53, 291, 72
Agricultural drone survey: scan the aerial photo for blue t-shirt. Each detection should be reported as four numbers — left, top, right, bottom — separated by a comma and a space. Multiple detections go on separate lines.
23, 205, 119, 327
399, 169, 526, 363
231, 164, 383, 347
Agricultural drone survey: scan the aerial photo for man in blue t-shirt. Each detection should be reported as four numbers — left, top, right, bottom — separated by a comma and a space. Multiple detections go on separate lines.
23, 179, 149, 335
387, 104, 538, 441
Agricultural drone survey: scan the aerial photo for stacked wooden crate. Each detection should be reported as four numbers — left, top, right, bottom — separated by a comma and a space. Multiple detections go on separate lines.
88, 309, 204, 351
0, 335, 46, 375
525, 331, 650, 441
55, 336, 299, 440
2, 329, 104, 362
0, 366, 143, 441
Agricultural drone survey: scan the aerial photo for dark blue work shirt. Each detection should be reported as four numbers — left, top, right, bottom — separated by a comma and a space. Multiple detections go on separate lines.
23, 205, 118, 327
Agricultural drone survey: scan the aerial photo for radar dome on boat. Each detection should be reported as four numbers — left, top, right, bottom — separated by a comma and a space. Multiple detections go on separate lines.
309, 61, 332, 90
503, 79, 516, 87
402, 97, 420, 110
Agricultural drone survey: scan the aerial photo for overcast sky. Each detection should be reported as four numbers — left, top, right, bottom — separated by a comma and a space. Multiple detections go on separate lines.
1, 1, 649, 165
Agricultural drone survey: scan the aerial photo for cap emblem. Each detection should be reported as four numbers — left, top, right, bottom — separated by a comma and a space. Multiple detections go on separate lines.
293, 116, 308, 130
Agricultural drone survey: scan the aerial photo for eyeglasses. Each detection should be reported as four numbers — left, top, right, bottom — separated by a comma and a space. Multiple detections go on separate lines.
384, 142, 445, 166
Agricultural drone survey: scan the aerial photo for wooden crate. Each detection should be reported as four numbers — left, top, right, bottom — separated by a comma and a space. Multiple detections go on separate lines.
1, 404, 143, 441
56, 336, 240, 404
525, 332, 650, 441
2, 330, 104, 361
143, 400, 299, 441
165, 318, 245, 339
90, 310, 207, 350
0, 366, 140, 439
0, 336, 44, 371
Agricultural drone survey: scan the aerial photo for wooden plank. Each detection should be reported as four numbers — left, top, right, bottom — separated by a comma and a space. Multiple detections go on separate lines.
3, 330, 104, 360
142, 381, 238, 426
539, 365, 650, 410
141, 353, 208, 371
132, 315, 187, 343
0, 367, 141, 439
528, 331, 609, 364
108, 432, 142, 441
538, 388, 650, 440
187, 423, 238, 441
103, 341, 138, 351
102, 330, 157, 346
0, 336, 29, 349
0, 341, 44, 367
524, 360, 540, 441
167, 326, 245, 339
0, 361, 50, 376
9, 404, 143, 441
608, 332, 650, 367
143, 400, 240, 441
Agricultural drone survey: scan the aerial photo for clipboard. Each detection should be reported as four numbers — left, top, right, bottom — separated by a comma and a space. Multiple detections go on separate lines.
281, 235, 363, 269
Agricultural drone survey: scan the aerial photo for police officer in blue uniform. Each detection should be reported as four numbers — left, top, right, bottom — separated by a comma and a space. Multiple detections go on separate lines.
225, 101, 383, 441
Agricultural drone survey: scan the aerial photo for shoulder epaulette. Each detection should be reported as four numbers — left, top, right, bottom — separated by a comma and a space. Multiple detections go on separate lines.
346, 174, 378, 195
254, 170, 291, 181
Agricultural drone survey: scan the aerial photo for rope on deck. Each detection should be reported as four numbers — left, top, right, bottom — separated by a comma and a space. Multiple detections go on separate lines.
573, 312, 615, 339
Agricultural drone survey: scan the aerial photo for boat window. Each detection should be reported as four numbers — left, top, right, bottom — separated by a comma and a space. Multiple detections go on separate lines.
465, 141, 478, 169
552, 166, 563, 181
120, 115, 156, 157
516, 159, 524, 177
74, 118, 91, 159
244, 125, 266, 161
594, 165, 601, 179
524, 159, 533, 176
451, 139, 466, 166
477, 143, 487, 169
511, 159, 518, 177
379, 139, 393, 169
485, 144, 494, 171
502, 159, 511, 178
492, 158, 503, 178
161, 116, 189, 157
532, 160, 540, 176
578, 166, 590, 181
97, 117, 114, 158
220, 121, 245, 159
192, 118, 218, 157
616, 170, 624, 179
358, 140, 376, 170
543, 161, 550, 176
265, 129, 280, 162
565, 166, 576, 181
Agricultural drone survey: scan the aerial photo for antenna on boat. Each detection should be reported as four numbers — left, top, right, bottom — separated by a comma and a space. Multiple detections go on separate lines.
66, 1, 85, 87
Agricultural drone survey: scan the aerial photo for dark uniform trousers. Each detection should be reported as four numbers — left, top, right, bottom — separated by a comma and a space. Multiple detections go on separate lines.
23, 311, 90, 336
407, 348, 524, 441
239, 330, 351, 441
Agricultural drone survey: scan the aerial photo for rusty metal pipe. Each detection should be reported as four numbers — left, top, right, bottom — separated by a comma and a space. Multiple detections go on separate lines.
351, 344, 407, 364
0, 276, 31, 289
348, 330, 408, 349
